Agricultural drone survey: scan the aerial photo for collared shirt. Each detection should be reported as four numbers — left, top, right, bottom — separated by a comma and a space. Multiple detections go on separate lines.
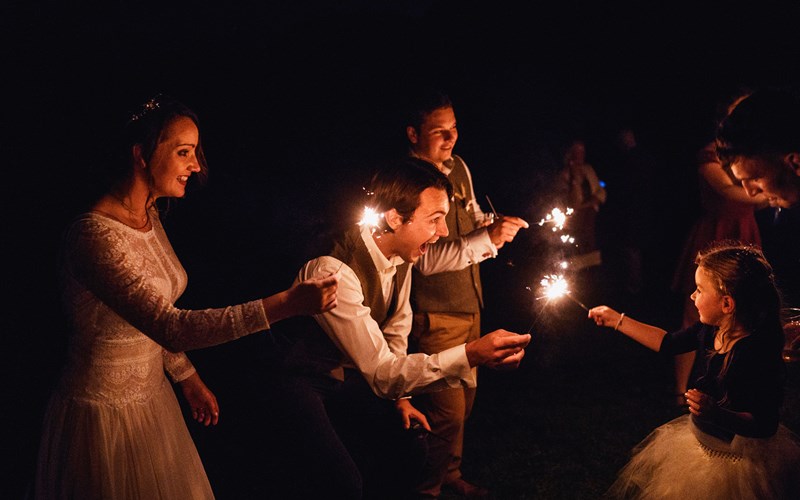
441, 155, 488, 221
296, 226, 476, 399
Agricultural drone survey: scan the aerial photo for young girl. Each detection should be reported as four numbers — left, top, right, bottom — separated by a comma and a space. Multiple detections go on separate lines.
589, 242, 800, 499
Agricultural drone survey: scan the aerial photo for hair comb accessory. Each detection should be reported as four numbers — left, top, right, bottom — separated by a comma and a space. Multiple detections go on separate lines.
129, 94, 162, 122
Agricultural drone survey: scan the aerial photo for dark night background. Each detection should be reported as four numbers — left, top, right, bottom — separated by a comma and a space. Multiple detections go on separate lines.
4, 2, 800, 498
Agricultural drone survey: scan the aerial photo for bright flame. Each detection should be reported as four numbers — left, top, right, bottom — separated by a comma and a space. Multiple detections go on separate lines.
358, 207, 384, 234
560, 234, 575, 244
540, 274, 569, 299
538, 207, 574, 231
539, 207, 573, 231
536, 272, 589, 311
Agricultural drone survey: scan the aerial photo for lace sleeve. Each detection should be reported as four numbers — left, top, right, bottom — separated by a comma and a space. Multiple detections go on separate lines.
162, 350, 196, 383
66, 218, 270, 352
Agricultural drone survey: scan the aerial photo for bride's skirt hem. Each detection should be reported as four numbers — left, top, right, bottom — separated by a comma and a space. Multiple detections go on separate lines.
34, 377, 214, 500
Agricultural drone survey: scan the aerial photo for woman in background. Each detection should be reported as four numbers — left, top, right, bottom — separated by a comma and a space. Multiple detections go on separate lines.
670, 87, 767, 407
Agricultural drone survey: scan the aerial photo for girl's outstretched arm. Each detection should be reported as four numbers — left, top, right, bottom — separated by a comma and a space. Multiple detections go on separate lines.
588, 306, 667, 352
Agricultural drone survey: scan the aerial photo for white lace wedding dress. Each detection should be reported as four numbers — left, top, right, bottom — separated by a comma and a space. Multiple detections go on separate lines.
34, 211, 270, 499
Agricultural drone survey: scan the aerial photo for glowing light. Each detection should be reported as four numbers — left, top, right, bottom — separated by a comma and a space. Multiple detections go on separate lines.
358, 207, 384, 235
540, 274, 569, 299
537, 273, 588, 311
538, 207, 574, 231
560, 234, 575, 244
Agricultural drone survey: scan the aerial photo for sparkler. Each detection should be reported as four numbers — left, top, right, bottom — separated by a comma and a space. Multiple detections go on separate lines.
537, 207, 574, 232
485, 195, 500, 222
523, 271, 586, 334
536, 274, 589, 311
521, 206, 589, 335
357, 206, 384, 236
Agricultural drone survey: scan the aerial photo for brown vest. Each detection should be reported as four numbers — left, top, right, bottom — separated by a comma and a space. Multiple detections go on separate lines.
275, 227, 409, 377
411, 155, 483, 313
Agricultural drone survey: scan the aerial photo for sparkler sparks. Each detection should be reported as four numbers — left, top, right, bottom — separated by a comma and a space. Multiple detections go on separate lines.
522, 207, 589, 334
535, 273, 589, 311
540, 274, 569, 299
357, 206, 384, 235
538, 207, 574, 232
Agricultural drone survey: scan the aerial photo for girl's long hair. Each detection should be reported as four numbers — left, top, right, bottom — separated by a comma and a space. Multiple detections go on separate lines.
696, 241, 785, 379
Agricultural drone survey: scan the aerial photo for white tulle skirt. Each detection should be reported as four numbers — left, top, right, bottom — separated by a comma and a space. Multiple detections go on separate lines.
606, 414, 800, 500
34, 376, 214, 500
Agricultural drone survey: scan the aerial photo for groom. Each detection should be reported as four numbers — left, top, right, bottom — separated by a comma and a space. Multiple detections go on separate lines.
259, 157, 531, 499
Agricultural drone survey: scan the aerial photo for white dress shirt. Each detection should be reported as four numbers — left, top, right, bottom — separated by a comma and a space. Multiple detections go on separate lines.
295, 226, 476, 400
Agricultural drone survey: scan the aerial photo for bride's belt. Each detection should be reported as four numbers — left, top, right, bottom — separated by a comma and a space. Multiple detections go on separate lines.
57, 335, 167, 407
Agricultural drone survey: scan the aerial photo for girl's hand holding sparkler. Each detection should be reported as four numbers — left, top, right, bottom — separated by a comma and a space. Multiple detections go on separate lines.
587, 306, 626, 330
465, 329, 531, 370
588, 306, 667, 352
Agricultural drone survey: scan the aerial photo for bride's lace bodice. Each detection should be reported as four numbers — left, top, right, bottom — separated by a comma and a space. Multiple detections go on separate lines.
58, 211, 270, 407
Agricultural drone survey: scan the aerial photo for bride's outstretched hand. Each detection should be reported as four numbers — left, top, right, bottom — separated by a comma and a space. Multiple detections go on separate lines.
289, 274, 340, 315
265, 273, 340, 323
